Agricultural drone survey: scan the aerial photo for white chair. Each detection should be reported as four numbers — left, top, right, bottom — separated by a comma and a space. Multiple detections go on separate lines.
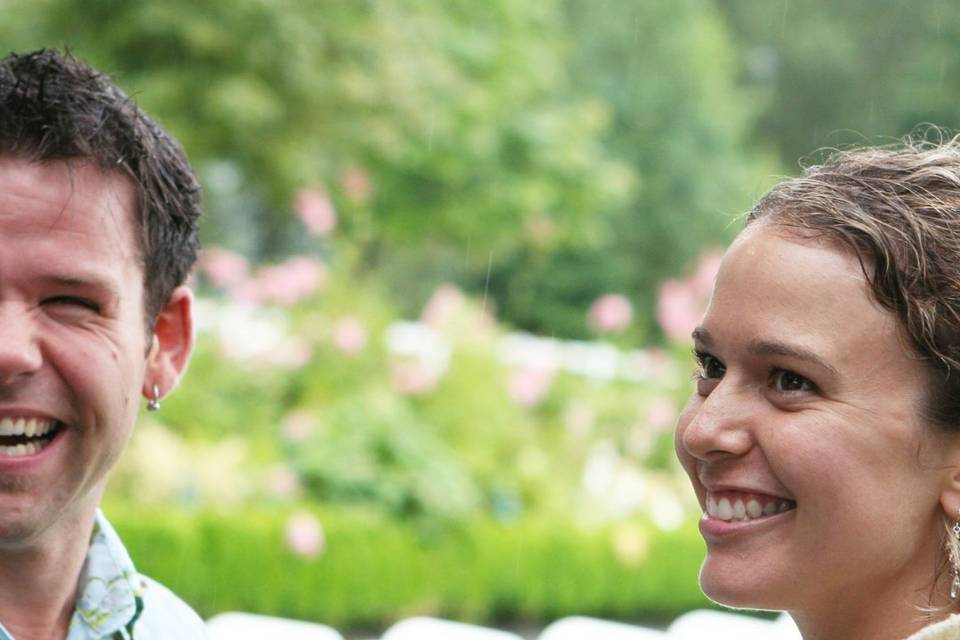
381, 617, 524, 640
667, 610, 800, 640
538, 616, 667, 639
206, 612, 344, 640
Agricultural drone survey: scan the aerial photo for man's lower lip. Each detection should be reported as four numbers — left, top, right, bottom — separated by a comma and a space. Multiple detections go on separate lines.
699, 508, 796, 539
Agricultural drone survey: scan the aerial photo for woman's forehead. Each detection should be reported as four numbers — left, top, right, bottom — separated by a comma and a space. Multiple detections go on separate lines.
707, 224, 900, 359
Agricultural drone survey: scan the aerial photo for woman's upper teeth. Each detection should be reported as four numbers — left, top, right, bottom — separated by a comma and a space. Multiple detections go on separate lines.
706, 492, 795, 521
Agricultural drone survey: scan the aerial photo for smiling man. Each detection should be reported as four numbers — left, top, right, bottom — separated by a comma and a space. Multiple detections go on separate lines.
0, 50, 206, 638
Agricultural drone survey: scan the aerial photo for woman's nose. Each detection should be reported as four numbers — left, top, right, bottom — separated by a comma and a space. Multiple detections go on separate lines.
0, 303, 42, 384
678, 379, 756, 462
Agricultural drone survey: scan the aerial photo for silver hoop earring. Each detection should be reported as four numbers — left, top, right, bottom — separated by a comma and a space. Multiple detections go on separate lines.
147, 384, 161, 412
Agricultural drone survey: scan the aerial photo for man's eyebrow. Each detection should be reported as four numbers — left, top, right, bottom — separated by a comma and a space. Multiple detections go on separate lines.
691, 327, 838, 375
40, 274, 120, 297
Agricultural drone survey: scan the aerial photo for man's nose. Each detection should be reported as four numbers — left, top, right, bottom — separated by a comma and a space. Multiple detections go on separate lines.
679, 378, 756, 462
0, 303, 42, 384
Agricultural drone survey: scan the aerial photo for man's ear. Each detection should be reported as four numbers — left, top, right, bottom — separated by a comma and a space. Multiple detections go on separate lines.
142, 285, 194, 402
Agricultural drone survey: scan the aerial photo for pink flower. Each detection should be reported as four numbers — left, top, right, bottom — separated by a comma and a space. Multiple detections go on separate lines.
692, 249, 723, 297
268, 338, 313, 369
507, 367, 554, 407
390, 360, 441, 395
332, 316, 368, 355
421, 284, 466, 328
281, 411, 315, 443
266, 466, 300, 500
339, 166, 372, 204
588, 294, 633, 333
255, 256, 326, 306
200, 247, 248, 289
656, 279, 702, 342
656, 250, 722, 342
285, 511, 325, 558
294, 187, 337, 236
645, 396, 678, 432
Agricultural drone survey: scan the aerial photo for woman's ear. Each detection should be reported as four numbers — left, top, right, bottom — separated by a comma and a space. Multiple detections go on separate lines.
142, 285, 195, 402
941, 460, 960, 524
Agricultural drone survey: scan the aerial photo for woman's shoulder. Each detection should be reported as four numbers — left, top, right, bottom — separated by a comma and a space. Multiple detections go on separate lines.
907, 614, 960, 640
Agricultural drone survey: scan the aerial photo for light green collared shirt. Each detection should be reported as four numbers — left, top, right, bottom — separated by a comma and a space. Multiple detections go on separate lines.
0, 511, 208, 640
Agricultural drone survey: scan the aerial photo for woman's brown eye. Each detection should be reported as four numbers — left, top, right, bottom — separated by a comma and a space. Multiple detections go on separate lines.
695, 352, 725, 379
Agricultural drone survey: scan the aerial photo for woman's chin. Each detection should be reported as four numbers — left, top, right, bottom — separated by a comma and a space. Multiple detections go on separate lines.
699, 562, 787, 611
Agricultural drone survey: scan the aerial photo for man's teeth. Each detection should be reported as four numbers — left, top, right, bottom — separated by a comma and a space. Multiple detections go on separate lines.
0, 441, 44, 457
0, 418, 59, 457
0, 417, 55, 437
706, 495, 794, 521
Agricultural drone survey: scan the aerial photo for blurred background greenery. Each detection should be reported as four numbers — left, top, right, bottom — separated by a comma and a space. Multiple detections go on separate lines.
1, 0, 958, 633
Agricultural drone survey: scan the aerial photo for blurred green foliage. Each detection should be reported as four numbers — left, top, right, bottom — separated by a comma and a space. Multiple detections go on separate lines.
720, 0, 960, 166
2, 0, 959, 338
3, 0, 959, 628
106, 503, 709, 628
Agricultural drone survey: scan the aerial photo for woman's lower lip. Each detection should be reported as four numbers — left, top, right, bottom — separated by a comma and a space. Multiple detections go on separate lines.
699, 508, 796, 540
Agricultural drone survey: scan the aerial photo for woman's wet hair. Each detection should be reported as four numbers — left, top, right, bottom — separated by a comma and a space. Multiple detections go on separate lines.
746, 132, 960, 431
0, 49, 201, 327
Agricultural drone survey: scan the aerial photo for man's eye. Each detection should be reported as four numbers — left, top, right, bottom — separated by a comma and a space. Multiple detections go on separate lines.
772, 369, 816, 393
44, 296, 100, 312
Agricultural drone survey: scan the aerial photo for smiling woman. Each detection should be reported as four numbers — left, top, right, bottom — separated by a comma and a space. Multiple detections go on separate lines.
675, 136, 960, 640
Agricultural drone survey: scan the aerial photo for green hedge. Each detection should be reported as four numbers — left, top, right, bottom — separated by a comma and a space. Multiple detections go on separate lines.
105, 504, 709, 629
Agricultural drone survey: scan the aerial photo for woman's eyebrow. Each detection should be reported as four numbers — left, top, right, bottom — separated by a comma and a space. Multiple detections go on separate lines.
691, 326, 711, 345
691, 327, 839, 376
748, 340, 839, 375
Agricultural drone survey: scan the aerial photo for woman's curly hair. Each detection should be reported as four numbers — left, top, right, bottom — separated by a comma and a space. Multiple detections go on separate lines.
748, 132, 960, 431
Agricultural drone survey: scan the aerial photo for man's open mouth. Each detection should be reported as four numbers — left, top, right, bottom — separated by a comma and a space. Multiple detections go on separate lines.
0, 418, 63, 457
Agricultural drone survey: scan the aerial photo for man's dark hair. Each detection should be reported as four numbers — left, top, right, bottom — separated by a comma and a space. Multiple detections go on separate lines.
0, 48, 201, 326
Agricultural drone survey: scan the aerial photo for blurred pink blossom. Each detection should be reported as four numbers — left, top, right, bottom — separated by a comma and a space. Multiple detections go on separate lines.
200, 247, 249, 289
294, 187, 337, 236
332, 316, 368, 355
255, 256, 327, 306
657, 250, 722, 342
285, 511, 325, 558
692, 250, 723, 296
228, 279, 263, 306
656, 279, 701, 342
266, 466, 301, 500
421, 284, 466, 328
588, 294, 633, 333
281, 411, 315, 443
267, 338, 314, 369
339, 166, 372, 204
390, 360, 441, 395
645, 396, 678, 432
507, 367, 554, 407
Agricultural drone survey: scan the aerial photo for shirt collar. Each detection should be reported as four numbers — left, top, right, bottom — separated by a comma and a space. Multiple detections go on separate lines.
69, 510, 143, 639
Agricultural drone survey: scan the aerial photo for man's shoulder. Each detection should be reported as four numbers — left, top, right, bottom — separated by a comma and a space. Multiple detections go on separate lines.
134, 575, 210, 640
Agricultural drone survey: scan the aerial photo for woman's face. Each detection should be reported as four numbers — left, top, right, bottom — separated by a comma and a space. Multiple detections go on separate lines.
675, 223, 953, 615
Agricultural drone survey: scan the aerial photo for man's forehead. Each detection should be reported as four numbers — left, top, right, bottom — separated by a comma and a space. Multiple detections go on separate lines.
0, 156, 139, 249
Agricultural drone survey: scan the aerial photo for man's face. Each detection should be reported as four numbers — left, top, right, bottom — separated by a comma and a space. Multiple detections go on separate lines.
0, 157, 149, 547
